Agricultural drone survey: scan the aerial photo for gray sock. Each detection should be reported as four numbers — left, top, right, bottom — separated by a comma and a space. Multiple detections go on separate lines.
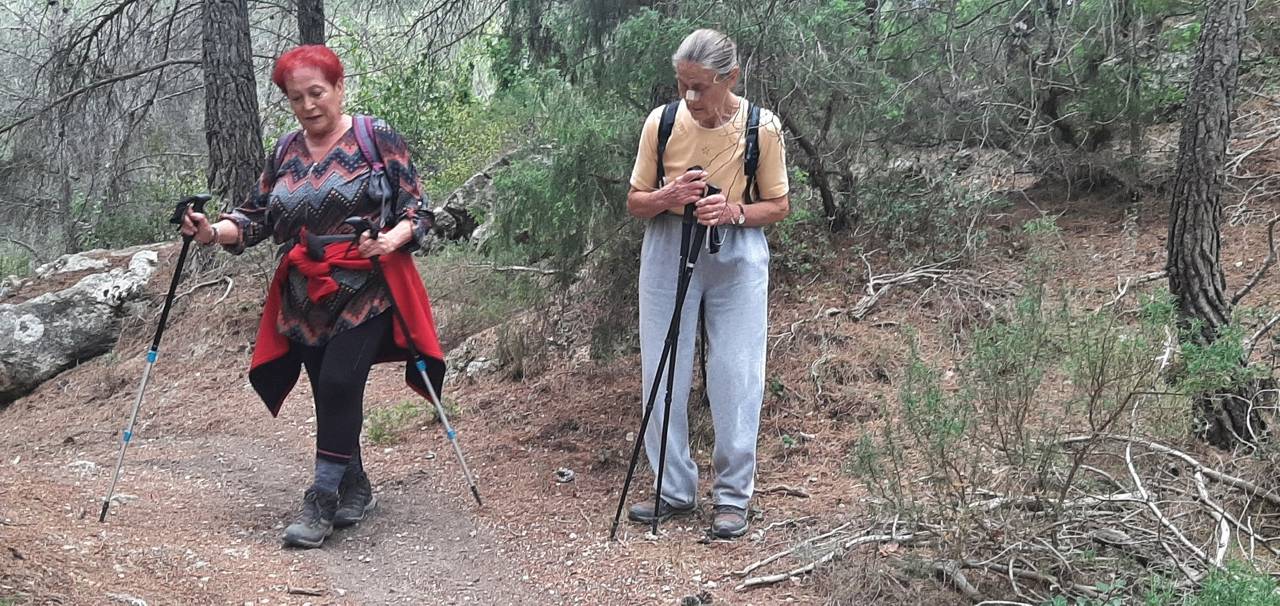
314, 458, 347, 494
350, 444, 362, 473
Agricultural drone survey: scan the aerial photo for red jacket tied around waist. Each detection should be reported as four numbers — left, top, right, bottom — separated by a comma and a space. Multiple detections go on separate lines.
249, 239, 445, 416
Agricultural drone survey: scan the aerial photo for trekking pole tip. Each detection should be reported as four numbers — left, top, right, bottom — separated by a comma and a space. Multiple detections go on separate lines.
98, 501, 109, 523
470, 486, 483, 507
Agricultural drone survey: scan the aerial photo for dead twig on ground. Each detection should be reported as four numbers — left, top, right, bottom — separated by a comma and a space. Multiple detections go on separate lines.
851, 256, 957, 320
1097, 270, 1166, 311
736, 529, 925, 590
463, 263, 560, 275
761, 484, 811, 499
1232, 215, 1280, 306
173, 275, 231, 303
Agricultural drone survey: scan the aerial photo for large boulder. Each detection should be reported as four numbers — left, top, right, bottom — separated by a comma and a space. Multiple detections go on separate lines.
429, 153, 513, 247
0, 248, 159, 403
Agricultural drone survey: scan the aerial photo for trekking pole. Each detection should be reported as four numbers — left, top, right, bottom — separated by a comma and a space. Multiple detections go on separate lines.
610, 180, 715, 540
100, 193, 212, 523
345, 218, 483, 507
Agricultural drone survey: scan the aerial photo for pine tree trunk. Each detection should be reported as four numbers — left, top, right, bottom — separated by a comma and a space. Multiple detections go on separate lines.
297, 0, 325, 45
202, 0, 264, 206
1166, 0, 1249, 448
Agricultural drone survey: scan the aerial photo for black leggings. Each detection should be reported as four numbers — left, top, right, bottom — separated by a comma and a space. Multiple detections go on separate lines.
296, 312, 392, 464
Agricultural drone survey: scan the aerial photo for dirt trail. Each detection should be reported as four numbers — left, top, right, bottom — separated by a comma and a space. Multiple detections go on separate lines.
0, 364, 526, 605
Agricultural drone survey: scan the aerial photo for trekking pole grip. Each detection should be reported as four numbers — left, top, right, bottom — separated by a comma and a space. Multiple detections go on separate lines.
169, 193, 213, 241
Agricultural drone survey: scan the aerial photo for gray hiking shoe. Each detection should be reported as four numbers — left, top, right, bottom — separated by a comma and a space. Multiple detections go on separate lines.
282, 487, 339, 548
627, 498, 696, 524
710, 504, 749, 539
334, 468, 376, 528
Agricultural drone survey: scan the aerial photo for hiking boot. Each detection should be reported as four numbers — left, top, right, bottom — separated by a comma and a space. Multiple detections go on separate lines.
627, 498, 696, 524
710, 504, 749, 539
334, 467, 376, 528
282, 487, 339, 548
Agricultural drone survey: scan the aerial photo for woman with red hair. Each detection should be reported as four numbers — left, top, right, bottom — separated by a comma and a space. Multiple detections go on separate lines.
181, 45, 445, 548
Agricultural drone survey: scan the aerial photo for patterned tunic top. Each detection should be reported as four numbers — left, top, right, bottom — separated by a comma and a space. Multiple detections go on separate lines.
223, 117, 431, 347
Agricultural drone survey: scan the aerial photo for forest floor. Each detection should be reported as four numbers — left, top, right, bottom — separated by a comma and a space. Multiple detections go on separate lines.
3, 177, 1280, 605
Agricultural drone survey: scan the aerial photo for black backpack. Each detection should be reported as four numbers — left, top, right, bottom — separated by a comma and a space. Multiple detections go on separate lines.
654, 100, 763, 204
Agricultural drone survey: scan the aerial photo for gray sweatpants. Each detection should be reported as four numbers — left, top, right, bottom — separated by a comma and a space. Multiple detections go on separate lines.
638, 214, 769, 510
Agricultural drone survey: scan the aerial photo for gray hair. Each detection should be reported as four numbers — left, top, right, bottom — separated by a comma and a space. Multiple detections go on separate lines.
671, 29, 738, 78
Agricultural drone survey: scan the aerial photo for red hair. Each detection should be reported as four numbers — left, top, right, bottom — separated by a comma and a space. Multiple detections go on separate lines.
271, 45, 344, 91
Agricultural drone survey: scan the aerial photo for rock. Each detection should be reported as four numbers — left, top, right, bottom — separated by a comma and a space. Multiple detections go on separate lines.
444, 325, 503, 384
66, 460, 98, 475
107, 593, 148, 606
553, 468, 575, 483
679, 591, 713, 605
430, 154, 513, 245
34, 253, 109, 277
0, 249, 158, 403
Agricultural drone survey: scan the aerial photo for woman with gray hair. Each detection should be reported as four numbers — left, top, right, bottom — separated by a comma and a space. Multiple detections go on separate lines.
625, 28, 790, 539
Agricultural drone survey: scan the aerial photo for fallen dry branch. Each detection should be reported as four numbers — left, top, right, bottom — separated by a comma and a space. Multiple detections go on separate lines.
174, 275, 232, 303
1061, 435, 1280, 508
463, 263, 560, 276
1098, 270, 1167, 311
966, 561, 1101, 599
732, 522, 853, 577
851, 257, 957, 320
935, 560, 983, 602
1123, 442, 1214, 577
852, 255, 1018, 320
1193, 471, 1232, 567
761, 484, 811, 499
971, 492, 1139, 513
735, 529, 924, 591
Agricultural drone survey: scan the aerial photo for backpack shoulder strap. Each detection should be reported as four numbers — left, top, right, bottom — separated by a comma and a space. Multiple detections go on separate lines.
654, 100, 681, 188
353, 115, 397, 228
743, 103, 761, 204
266, 130, 301, 189
353, 115, 384, 171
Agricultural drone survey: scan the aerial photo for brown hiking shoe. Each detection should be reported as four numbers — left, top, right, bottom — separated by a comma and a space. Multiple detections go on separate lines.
627, 498, 696, 524
711, 504, 749, 538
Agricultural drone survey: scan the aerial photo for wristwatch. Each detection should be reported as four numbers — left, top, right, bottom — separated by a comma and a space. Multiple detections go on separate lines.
732, 204, 746, 226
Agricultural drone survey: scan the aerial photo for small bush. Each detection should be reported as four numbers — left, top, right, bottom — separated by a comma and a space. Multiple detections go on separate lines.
0, 248, 31, 278
366, 400, 423, 445
83, 171, 205, 250
855, 169, 1005, 262
365, 397, 462, 445
420, 242, 545, 345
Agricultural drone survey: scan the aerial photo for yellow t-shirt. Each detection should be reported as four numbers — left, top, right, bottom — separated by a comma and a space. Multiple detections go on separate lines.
628, 99, 789, 205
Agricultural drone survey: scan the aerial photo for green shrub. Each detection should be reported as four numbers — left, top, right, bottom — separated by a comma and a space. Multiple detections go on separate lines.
0, 248, 31, 278
83, 171, 205, 250
366, 400, 423, 445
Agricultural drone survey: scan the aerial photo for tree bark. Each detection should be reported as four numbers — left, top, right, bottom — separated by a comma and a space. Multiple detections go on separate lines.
1166, 0, 1249, 448
865, 0, 879, 55
297, 0, 325, 45
202, 0, 264, 206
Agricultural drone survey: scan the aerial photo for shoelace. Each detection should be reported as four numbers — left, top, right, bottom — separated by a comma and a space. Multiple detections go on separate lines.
712, 505, 745, 520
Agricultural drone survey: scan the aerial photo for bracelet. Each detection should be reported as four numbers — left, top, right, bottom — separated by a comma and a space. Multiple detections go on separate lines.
205, 224, 219, 246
